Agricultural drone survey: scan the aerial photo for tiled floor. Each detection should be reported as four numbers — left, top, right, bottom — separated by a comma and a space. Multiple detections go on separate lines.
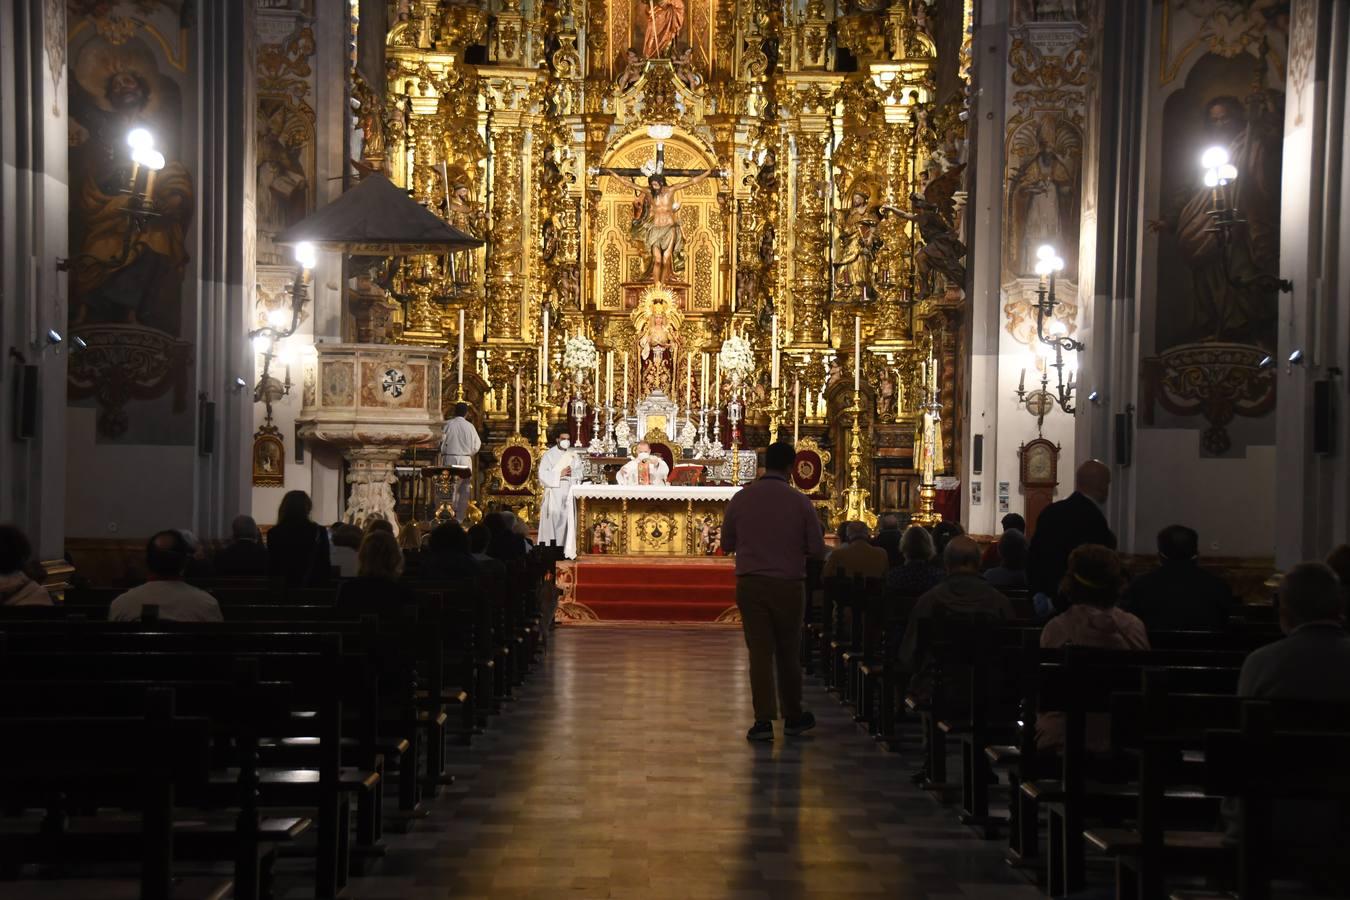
313, 626, 1041, 899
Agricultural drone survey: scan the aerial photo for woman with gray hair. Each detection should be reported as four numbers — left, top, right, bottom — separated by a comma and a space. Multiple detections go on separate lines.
885, 525, 944, 596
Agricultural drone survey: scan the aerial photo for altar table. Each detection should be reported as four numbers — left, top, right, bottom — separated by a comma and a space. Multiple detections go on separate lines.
570, 484, 742, 557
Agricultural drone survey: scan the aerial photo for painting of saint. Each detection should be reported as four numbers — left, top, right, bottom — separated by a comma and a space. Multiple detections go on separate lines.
1150, 54, 1283, 349
256, 99, 310, 238
1007, 115, 1079, 277
68, 36, 194, 335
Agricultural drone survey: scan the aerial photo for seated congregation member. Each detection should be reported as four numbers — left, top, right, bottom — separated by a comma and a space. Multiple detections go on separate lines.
617, 441, 669, 486
1027, 459, 1116, 617
1324, 544, 1350, 619
1121, 524, 1235, 632
468, 522, 507, 576
335, 530, 417, 618
885, 525, 944, 597
931, 520, 966, 560
983, 529, 1028, 589
110, 531, 224, 623
980, 513, 1025, 570
1238, 561, 1350, 700
364, 517, 395, 536
214, 515, 268, 577
871, 513, 904, 568
178, 530, 215, 579
0, 524, 52, 606
330, 524, 363, 577
266, 490, 332, 587
421, 521, 480, 579
1036, 544, 1148, 754
899, 536, 1016, 671
824, 520, 888, 580
485, 511, 528, 561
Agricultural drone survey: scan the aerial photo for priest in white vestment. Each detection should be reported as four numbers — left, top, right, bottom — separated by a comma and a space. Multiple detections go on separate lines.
439, 402, 482, 522
617, 441, 670, 486
538, 430, 581, 557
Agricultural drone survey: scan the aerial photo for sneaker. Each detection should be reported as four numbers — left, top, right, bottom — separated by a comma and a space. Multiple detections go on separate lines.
746, 721, 774, 742
784, 711, 816, 736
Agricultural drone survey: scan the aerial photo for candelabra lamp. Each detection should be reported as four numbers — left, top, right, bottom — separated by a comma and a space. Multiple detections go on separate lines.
249, 240, 317, 423
841, 391, 878, 528
1027, 245, 1080, 415
1199, 146, 1292, 295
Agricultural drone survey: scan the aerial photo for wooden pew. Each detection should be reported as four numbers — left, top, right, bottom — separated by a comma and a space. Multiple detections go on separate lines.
0, 689, 239, 900
0, 643, 351, 898
1088, 675, 1350, 899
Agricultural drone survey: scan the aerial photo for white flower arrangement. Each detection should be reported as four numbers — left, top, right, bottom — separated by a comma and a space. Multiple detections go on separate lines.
718, 335, 755, 376
562, 333, 599, 372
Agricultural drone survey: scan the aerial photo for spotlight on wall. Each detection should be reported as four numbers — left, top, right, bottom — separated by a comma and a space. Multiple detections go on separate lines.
1288, 349, 1304, 366
45, 329, 63, 346
233, 376, 248, 392
71, 335, 88, 351
1257, 355, 1275, 370
1087, 390, 1100, 403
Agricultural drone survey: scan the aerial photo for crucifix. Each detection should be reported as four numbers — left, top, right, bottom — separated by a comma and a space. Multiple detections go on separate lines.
596, 144, 723, 284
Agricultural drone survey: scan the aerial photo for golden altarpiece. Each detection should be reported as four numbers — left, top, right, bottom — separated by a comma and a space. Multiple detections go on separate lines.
342, 0, 974, 544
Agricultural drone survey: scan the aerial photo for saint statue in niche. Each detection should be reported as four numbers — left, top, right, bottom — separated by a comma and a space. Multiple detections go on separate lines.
640, 0, 686, 59
631, 288, 683, 398
1008, 116, 1078, 276
833, 189, 882, 293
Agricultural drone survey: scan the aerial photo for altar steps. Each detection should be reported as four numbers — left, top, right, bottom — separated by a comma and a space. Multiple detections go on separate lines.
571, 558, 738, 622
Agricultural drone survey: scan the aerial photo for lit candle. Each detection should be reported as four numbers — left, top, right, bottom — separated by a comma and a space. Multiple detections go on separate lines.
541, 308, 549, 390
793, 376, 800, 445
701, 353, 709, 408
457, 309, 465, 396
714, 356, 721, 407
1018, 368, 1026, 393
771, 315, 779, 389
623, 352, 629, 407
686, 352, 693, 412
606, 351, 613, 406
853, 316, 861, 392
593, 359, 600, 406
514, 370, 521, 434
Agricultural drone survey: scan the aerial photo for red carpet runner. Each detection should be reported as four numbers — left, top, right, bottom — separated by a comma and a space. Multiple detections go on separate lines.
560, 557, 738, 622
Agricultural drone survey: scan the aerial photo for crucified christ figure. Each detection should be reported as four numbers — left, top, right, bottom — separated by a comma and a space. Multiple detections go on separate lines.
606, 167, 719, 284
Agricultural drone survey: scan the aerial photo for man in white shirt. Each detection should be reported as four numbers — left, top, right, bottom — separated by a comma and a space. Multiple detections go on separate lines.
110, 531, 224, 623
616, 441, 670, 486
538, 429, 580, 557
439, 402, 483, 522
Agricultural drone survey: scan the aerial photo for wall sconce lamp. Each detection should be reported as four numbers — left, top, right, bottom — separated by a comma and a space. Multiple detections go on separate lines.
1200, 146, 1292, 294
248, 241, 316, 421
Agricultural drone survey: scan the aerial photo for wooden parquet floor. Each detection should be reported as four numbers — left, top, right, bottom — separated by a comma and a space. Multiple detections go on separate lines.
290, 626, 1041, 899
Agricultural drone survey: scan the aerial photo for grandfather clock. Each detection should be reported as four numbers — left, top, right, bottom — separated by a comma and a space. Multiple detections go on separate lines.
1018, 438, 1060, 537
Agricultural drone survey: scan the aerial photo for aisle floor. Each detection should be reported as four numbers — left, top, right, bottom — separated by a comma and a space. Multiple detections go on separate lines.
323, 626, 1041, 899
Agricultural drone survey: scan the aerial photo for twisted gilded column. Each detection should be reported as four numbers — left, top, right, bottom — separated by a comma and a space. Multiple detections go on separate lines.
486, 111, 526, 340
791, 123, 830, 344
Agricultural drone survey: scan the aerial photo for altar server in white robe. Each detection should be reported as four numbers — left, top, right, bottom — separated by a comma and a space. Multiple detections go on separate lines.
617, 441, 670, 486
538, 430, 581, 557
439, 402, 482, 522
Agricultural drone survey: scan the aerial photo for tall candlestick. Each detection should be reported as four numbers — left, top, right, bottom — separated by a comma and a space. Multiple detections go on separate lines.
793, 376, 800, 445
714, 357, 721, 407
593, 360, 600, 406
771, 315, 779, 389
853, 316, 861, 392
514, 370, 521, 434
686, 353, 693, 413
456, 309, 465, 398
606, 351, 613, 405
541, 309, 549, 389
623, 352, 629, 406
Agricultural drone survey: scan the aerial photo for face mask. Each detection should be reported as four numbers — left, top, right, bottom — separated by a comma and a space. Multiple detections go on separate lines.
559, 439, 570, 449
637, 451, 649, 459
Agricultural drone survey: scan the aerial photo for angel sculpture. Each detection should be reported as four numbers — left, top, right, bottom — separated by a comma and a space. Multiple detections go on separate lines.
631, 287, 684, 397
885, 162, 967, 299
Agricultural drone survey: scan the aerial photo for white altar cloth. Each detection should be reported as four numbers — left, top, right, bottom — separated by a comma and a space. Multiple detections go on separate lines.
564, 484, 742, 557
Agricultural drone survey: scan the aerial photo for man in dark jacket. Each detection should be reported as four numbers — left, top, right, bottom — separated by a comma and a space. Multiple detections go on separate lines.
1026, 459, 1115, 615
871, 513, 904, 568
214, 515, 268, 577
1121, 525, 1235, 632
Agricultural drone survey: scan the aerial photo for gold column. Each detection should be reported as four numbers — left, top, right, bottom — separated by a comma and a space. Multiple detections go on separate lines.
486, 109, 526, 341
790, 123, 830, 344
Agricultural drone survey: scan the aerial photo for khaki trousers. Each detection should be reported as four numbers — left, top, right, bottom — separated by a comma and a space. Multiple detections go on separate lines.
735, 575, 805, 722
